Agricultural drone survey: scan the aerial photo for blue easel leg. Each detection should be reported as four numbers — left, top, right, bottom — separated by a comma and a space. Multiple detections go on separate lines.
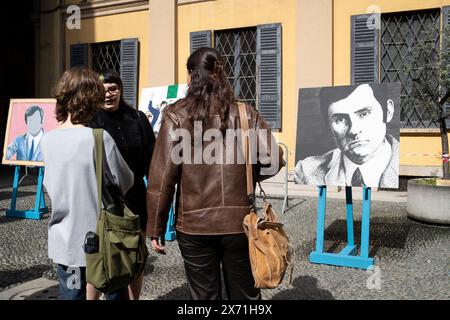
9, 166, 21, 212
315, 186, 327, 253
337, 186, 358, 256
40, 187, 46, 209
33, 167, 49, 216
345, 187, 355, 247
7, 166, 48, 219
164, 206, 177, 241
39, 168, 46, 209
143, 176, 148, 188
33, 168, 44, 213
360, 187, 372, 258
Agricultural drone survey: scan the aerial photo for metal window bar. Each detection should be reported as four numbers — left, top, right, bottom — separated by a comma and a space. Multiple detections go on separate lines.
91, 41, 121, 74
380, 9, 441, 128
215, 28, 257, 107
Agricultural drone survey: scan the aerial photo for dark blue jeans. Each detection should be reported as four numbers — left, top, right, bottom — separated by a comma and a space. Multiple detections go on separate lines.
56, 264, 128, 300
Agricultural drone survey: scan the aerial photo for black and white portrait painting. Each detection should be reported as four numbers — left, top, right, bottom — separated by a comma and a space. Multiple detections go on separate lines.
294, 83, 401, 188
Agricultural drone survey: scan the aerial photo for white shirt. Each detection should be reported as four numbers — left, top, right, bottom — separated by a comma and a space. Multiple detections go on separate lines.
26, 130, 44, 159
41, 128, 134, 266
343, 139, 392, 187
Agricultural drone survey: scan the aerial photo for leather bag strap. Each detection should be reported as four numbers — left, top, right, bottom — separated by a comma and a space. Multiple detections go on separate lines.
93, 128, 103, 216
237, 102, 255, 201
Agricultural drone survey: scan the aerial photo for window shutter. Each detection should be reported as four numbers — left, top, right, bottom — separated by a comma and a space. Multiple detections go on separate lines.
70, 44, 88, 68
190, 31, 212, 54
351, 14, 380, 84
257, 23, 282, 130
120, 38, 139, 108
443, 6, 450, 128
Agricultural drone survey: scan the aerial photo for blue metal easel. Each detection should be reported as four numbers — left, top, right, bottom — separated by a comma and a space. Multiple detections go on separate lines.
144, 176, 176, 241
164, 206, 176, 241
6, 166, 48, 220
309, 186, 374, 270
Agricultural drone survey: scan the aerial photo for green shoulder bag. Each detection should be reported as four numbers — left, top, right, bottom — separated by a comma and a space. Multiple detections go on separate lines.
85, 129, 149, 293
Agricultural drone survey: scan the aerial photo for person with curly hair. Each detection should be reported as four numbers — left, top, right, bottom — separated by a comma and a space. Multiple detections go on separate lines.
41, 67, 134, 300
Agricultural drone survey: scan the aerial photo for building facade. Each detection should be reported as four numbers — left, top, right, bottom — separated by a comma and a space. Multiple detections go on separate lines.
34, 0, 450, 177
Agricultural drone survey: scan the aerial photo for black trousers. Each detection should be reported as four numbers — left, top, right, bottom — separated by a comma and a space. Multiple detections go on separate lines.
124, 180, 147, 231
177, 232, 261, 300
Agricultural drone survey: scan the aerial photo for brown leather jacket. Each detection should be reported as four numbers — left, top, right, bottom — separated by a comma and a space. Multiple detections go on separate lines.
146, 101, 285, 237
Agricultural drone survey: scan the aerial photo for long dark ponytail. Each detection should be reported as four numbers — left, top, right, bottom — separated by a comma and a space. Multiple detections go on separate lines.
185, 47, 236, 132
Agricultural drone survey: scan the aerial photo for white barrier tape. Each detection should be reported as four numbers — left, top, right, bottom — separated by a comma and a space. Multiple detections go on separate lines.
404, 153, 442, 157
403, 154, 449, 164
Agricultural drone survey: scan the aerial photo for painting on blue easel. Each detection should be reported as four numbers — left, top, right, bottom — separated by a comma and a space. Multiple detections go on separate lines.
294, 83, 401, 270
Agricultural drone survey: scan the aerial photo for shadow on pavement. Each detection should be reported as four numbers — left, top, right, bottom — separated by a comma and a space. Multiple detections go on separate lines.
0, 215, 22, 225
0, 191, 36, 202
324, 215, 412, 257
271, 275, 335, 300
157, 283, 189, 300
155, 276, 335, 300
283, 198, 307, 214
0, 264, 52, 289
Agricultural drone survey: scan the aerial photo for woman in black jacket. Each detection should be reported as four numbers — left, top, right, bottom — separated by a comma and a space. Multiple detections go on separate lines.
88, 70, 155, 299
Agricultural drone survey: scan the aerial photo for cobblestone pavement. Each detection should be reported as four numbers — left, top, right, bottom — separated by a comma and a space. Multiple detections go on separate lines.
0, 181, 449, 300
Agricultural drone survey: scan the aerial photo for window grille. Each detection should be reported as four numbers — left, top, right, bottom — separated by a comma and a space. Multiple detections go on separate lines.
91, 41, 121, 74
380, 9, 441, 128
215, 28, 257, 107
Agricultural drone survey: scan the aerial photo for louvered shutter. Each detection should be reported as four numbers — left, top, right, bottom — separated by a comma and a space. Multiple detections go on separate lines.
190, 31, 212, 54
443, 6, 450, 128
120, 38, 139, 108
257, 23, 282, 130
70, 44, 88, 68
351, 14, 380, 84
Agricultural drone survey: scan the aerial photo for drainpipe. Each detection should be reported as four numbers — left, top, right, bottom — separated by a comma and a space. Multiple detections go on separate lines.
60, 0, 66, 74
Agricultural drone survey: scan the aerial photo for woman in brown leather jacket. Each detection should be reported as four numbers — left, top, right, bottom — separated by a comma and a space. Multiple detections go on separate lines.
146, 47, 284, 300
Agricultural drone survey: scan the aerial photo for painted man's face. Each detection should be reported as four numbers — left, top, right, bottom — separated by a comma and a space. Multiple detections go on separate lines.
103, 83, 121, 111
327, 84, 394, 165
27, 111, 43, 137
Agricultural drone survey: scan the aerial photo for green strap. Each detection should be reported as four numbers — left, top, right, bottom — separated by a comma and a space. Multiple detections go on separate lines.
93, 128, 103, 216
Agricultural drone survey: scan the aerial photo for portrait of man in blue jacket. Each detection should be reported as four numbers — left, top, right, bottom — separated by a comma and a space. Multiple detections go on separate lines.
6, 105, 45, 162
294, 83, 399, 188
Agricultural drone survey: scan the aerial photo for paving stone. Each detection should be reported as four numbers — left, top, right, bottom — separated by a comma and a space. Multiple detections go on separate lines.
0, 180, 448, 300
